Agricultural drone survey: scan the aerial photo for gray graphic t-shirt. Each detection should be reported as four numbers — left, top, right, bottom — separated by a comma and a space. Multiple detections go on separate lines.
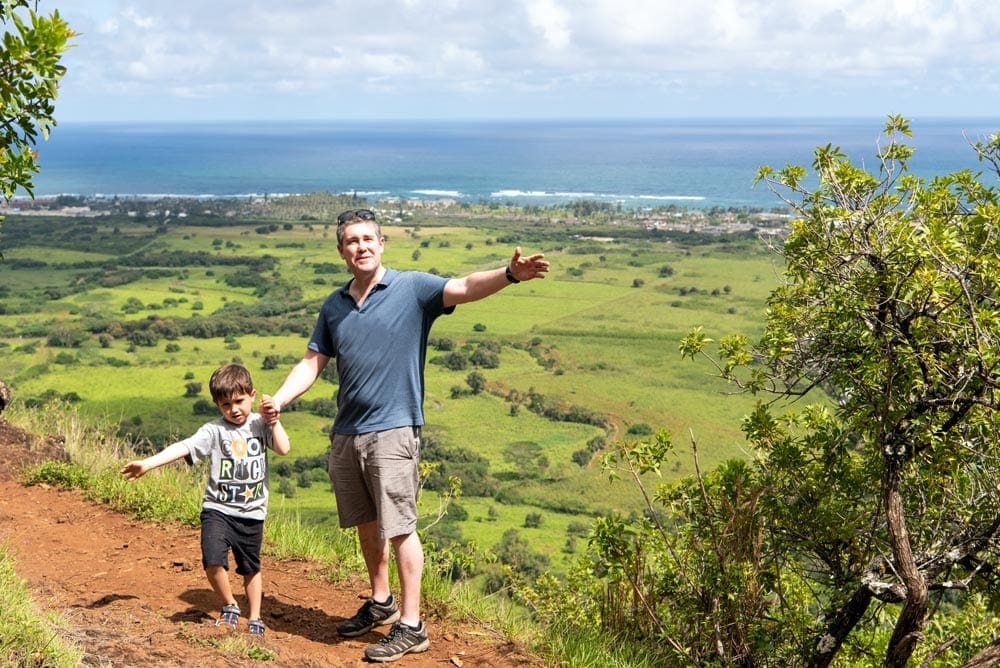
178, 413, 275, 521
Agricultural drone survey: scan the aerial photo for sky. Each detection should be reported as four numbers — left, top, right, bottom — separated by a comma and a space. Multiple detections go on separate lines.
44, 0, 1000, 123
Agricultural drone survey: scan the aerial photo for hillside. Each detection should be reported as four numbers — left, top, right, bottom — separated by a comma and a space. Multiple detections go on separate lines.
0, 417, 537, 667
0, 202, 779, 578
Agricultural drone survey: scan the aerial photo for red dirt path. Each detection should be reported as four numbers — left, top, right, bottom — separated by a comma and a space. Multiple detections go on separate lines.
0, 417, 538, 667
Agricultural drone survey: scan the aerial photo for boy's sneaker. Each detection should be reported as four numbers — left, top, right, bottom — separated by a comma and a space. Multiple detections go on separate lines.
336, 596, 400, 637
217, 603, 240, 627
248, 619, 266, 636
364, 621, 430, 662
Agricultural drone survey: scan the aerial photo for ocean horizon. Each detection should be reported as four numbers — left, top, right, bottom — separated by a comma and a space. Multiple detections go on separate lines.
24, 117, 1000, 210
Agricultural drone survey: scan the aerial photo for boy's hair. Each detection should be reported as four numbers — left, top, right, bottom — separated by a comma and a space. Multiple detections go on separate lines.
208, 364, 254, 402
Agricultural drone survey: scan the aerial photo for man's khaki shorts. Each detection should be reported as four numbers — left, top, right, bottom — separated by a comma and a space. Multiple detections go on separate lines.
328, 426, 421, 539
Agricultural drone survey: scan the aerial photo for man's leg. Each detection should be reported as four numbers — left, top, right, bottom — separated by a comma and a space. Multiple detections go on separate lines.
358, 519, 391, 602
363, 530, 430, 662
336, 520, 399, 637
390, 531, 424, 626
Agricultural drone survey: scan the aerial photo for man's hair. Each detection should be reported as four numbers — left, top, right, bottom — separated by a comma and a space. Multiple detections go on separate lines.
336, 208, 381, 244
208, 363, 254, 402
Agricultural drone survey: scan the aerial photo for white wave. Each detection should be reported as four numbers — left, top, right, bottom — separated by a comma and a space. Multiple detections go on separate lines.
631, 194, 706, 201
490, 189, 703, 201
86, 192, 298, 200
491, 189, 598, 198
411, 189, 464, 197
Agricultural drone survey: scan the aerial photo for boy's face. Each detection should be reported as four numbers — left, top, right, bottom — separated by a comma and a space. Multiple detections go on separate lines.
215, 391, 256, 426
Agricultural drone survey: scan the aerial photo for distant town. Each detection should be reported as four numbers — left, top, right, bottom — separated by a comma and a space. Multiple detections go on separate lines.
2, 192, 794, 237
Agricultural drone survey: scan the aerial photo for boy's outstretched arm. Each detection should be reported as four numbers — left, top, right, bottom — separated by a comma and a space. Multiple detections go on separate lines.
121, 442, 190, 481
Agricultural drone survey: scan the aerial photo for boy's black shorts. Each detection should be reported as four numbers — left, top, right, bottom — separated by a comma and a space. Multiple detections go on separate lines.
200, 509, 264, 576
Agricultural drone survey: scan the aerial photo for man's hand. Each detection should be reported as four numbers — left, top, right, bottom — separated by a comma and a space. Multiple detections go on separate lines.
508, 246, 550, 282
260, 394, 281, 425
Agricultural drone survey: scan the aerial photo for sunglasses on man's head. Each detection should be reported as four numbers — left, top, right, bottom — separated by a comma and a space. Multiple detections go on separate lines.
337, 209, 376, 224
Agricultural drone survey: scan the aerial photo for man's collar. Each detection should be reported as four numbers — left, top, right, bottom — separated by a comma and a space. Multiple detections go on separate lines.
339, 267, 395, 295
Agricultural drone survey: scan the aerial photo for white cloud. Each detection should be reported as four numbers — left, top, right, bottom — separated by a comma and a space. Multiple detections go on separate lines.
524, 0, 572, 50
439, 43, 485, 72
52, 0, 1000, 120
122, 7, 154, 29
96, 18, 119, 34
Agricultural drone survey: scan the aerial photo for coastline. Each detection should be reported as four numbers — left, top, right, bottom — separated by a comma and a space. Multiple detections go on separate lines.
19, 118, 998, 210
0, 191, 792, 239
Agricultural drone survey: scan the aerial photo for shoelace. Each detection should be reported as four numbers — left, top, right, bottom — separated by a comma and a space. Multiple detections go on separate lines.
380, 624, 403, 643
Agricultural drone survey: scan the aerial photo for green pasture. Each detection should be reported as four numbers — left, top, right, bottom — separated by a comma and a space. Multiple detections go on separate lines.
419, 491, 589, 573
0, 265, 81, 301
1, 214, 785, 536
3, 244, 115, 264
265, 463, 596, 578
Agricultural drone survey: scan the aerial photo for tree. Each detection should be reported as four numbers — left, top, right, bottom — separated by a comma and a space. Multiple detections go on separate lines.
681, 115, 1000, 666
1, 1, 74, 255
465, 371, 486, 394
528, 118, 1000, 668
470, 347, 500, 368
442, 351, 468, 371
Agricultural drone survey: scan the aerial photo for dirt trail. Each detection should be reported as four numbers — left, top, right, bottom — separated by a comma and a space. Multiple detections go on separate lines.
0, 418, 536, 667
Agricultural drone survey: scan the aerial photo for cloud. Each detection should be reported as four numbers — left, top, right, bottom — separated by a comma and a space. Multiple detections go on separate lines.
524, 0, 572, 50
53, 0, 1000, 120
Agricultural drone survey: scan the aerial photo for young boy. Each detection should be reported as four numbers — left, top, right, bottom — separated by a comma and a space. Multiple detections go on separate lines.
121, 363, 290, 636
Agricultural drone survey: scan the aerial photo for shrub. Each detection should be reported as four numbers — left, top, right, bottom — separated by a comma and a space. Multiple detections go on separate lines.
626, 423, 654, 436
192, 399, 216, 415
442, 352, 468, 371
470, 348, 499, 369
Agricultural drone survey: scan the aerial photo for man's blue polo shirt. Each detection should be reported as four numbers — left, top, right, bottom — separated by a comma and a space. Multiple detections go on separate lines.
307, 268, 453, 435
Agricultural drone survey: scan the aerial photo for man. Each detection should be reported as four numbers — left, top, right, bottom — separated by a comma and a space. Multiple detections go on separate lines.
263, 208, 548, 662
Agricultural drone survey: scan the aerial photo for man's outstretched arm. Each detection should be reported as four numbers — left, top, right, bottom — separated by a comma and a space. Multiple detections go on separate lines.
443, 246, 549, 308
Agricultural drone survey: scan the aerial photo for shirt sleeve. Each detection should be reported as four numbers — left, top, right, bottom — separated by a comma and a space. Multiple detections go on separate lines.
177, 422, 219, 464
410, 271, 451, 314
307, 294, 338, 357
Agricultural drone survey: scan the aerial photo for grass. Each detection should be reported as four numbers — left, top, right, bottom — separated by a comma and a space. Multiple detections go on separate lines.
177, 623, 276, 661
0, 544, 83, 667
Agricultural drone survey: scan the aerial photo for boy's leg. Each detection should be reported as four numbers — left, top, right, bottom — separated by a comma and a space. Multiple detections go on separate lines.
227, 515, 263, 625
206, 564, 238, 608
243, 571, 263, 621
201, 509, 239, 617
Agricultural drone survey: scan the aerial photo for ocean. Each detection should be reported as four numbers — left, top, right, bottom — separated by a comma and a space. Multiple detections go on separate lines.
25, 117, 1000, 210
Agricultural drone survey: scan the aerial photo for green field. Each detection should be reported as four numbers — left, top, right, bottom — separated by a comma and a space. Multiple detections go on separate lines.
0, 205, 783, 567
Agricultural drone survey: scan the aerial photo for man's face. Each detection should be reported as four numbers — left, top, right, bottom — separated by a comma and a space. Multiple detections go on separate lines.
338, 220, 384, 274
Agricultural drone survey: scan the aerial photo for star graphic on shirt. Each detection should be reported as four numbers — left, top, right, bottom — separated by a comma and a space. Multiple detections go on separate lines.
241, 486, 256, 502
